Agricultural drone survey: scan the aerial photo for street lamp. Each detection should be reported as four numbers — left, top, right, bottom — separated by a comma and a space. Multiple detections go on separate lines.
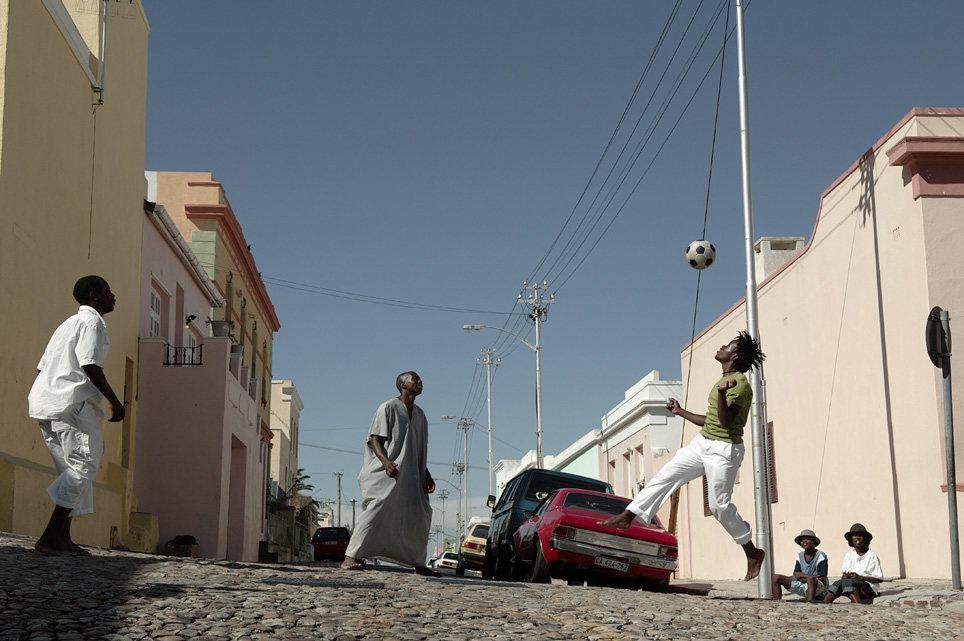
464, 305, 551, 468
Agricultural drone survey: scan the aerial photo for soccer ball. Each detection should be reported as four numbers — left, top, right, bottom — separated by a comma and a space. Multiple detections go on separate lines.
685, 240, 716, 270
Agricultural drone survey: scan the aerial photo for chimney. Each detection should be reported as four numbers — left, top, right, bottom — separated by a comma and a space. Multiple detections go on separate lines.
754, 237, 805, 280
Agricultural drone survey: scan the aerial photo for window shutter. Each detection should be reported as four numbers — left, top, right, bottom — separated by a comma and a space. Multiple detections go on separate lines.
767, 421, 778, 503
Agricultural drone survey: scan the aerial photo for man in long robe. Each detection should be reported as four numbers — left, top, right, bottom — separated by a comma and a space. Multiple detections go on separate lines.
342, 372, 439, 575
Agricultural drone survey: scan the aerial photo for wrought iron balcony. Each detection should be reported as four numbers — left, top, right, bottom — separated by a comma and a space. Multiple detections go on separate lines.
164, 344, 203, 366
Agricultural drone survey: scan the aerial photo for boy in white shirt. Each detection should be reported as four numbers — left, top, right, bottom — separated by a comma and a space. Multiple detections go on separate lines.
28, 276, 125, 556
823, 523, 883, 603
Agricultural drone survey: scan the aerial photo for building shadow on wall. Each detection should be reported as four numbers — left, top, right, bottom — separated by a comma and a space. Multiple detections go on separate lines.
856, 149, 906, 577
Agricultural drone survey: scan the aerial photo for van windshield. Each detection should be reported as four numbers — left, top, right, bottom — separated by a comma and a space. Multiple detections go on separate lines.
524, 474, 608, 502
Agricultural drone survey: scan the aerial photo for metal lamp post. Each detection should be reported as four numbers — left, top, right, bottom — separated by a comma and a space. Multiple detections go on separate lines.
734, 0, 773, 597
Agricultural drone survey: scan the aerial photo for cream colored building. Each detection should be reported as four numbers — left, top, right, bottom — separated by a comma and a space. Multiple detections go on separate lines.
0, 0, 149, 547
674, 108, 964, 581
270, 380, 304, 495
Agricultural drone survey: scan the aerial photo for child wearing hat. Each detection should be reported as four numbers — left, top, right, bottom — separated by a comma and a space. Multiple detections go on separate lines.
823, 523, 883, 603
771, 529, 828, 601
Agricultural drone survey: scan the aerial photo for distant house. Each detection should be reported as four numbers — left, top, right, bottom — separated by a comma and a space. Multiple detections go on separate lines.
494, 370, 683, 523
133, 173, 279, 562
269, 380, 304, 500
674, 108, 964, 581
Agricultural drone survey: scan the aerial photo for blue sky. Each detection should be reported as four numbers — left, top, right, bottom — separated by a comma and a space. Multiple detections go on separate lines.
141, 0, 964, 541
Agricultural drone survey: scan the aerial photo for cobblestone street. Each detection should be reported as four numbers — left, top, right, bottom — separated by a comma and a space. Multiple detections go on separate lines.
1, 534, 960, 641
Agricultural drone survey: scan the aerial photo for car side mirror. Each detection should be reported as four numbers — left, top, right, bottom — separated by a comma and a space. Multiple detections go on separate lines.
486, 494, 495, 509
522, 510, 533, 520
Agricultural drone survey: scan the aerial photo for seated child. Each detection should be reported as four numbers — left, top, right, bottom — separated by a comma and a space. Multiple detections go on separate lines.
823, 523, 883, 603
771, 529, 828, 600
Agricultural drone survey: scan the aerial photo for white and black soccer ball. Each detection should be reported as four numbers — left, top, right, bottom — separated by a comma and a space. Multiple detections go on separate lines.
685, 240, 716, 270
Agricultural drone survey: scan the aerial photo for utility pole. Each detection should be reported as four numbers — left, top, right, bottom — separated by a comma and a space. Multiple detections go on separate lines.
334, 470, 343, 527
350, 498, 357, 532
453, 460, 464, 543
438, 489, 449, 548
479, 349, 499, 498
459, 418, 471, 540
518, 280, 554, 468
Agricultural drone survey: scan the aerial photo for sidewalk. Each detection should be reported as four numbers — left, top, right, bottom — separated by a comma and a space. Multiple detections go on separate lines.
669, 576, 964, 611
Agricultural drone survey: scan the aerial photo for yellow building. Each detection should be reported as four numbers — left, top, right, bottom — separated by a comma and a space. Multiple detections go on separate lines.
0, 1, 149, 546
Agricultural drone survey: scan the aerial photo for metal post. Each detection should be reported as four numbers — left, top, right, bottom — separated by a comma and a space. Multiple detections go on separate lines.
735, 0, 773, 598
534, 315, 544, 468
335, 471, 343, 528
520, 281, 553, 468
438, 489, 449, 548
350, 498, 357, 532
463, 420, 470, 541
481, 349, 498, 498
939, 310, 962, 590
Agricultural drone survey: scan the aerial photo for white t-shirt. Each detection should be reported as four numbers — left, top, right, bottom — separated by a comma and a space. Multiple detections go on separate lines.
840, 548, 884, 594
28, 306, 110, 420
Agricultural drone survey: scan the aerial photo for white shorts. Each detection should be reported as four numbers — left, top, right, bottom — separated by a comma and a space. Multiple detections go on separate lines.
38, 401, 104, 516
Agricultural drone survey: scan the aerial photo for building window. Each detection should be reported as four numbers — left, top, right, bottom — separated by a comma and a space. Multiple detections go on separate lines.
150, 289, 162, 338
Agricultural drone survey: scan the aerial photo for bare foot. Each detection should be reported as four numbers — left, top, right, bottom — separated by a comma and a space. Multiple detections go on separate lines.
35, 539, 79, 556
68, 543, 92, 556
596, 510, 636, 530
414, 566, 442, 577
743, 546, 765, 581
341, 556, 363, 570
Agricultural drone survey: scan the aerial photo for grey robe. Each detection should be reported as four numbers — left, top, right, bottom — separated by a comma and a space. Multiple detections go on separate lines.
345, 398, 432, 567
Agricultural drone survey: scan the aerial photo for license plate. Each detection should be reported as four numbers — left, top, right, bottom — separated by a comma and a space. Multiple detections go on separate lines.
325, 541, 340, 545
594, 556, 630, 573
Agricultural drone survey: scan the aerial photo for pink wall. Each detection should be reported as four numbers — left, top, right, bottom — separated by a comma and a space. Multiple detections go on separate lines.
139, 211, 213, 344
135, 337, 264, 561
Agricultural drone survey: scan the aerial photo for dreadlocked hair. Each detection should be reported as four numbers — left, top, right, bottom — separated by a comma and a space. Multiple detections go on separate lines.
733, 330, 765, 373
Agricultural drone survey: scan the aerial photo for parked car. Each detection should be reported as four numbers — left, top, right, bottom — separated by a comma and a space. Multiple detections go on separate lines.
436, 551, 459, 569
311, 526, 352, 560
512, 488, 678, 590
456, 521, 489, 574
483, 468, 613, 580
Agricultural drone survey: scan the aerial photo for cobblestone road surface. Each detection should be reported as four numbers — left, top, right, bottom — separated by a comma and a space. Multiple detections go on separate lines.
1, 534, 960, 641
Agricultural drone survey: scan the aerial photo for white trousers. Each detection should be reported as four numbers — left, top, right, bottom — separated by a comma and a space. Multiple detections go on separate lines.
38, 401, 103, 517
626, 433, 752, 545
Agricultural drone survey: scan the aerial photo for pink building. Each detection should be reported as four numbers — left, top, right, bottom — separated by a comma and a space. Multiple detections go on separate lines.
674, 108, 964, 581
134, 193, 270, 561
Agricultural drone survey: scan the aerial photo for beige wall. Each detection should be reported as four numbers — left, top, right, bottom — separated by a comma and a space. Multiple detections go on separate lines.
0, 1, 149, 546
270, 380, 304, 493
675, 109, 964, 580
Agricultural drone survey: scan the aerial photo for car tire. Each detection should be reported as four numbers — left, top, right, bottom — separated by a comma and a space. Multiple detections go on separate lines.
481, 546, 495, 579
455, 555, 466, 575
643, 576, 670, 592
528, 537, 551, 584
493, 543, 513, 581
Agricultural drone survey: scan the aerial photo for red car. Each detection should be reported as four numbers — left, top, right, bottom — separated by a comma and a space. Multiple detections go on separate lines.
311, 526, 351, 560
512, 489, 678, 590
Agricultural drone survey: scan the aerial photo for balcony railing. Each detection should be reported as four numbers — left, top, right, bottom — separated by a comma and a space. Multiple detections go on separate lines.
164, 344, 203, 366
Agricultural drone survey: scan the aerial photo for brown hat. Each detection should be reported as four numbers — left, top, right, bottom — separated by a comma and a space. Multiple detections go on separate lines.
844, 523, 873, 546
794, 529, 821, 547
